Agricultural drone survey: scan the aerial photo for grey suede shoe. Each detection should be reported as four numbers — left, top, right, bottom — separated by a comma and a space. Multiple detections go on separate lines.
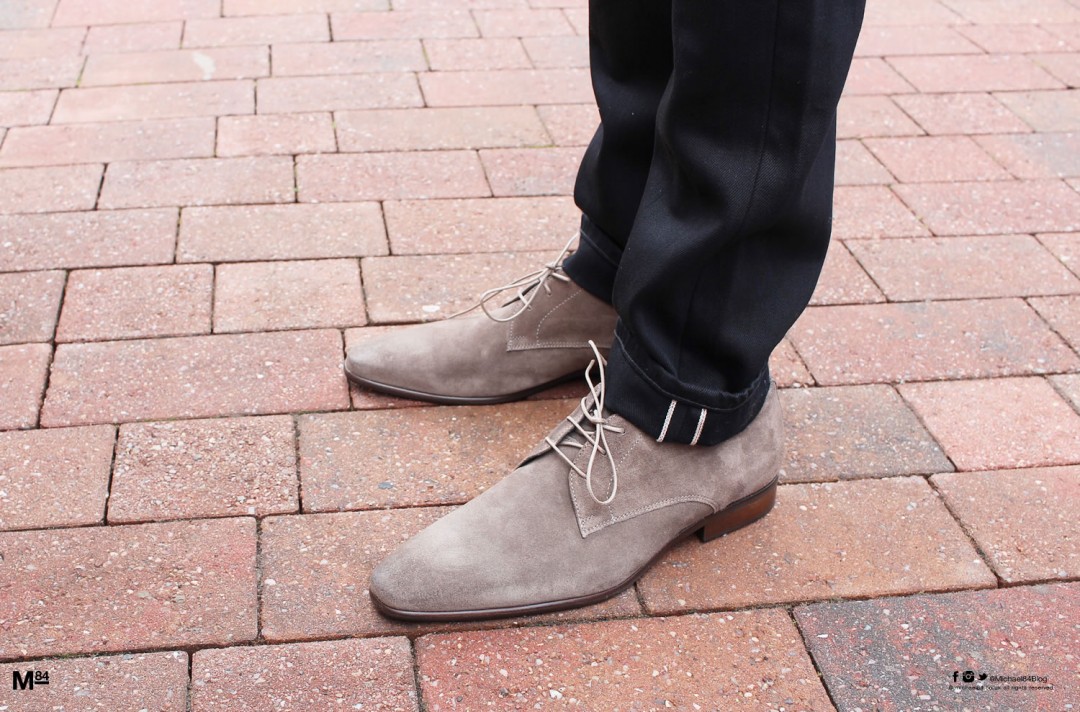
345, 239, 618, 404
368, 345, 783, 621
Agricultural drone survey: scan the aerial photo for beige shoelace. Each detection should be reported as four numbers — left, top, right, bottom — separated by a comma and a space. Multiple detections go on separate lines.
448, 233, 578, 322
544, 340, 625, 506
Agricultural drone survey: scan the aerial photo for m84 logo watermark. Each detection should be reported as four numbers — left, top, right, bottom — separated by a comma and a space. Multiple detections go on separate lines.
11, 670, 49, 690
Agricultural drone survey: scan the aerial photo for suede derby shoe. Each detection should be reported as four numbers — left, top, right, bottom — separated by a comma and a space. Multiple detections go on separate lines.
345, 238, 618, 404
368, 344, 783, 621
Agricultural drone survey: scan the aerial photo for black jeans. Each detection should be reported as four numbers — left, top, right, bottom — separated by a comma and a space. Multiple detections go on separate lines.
563, 0, 865, 445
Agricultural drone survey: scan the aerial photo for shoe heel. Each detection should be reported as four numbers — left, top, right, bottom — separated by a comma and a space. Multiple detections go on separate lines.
697, 478, 777, 543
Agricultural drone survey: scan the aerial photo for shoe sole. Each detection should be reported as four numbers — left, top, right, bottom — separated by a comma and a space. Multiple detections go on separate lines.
369, 475, 779, 622
344, 362, 581, 406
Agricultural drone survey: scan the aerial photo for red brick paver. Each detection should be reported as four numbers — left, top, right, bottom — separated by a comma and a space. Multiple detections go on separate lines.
900, 377, 1080, 470
213, 259, 367, 332
0, 269, 64, 344
795, 584, 1079, 712
0, 652, 188, 711
416, 611, 834, 710
109, 415, 298, 523
42, 330, 349, 426
178, 203, 387, 263
932, 467, 1079, 583
57, 264, 213, 342
0, 425, 115, 531
0, 517, 256, 660
191, 638, 419, 711
0, 342, 51, 430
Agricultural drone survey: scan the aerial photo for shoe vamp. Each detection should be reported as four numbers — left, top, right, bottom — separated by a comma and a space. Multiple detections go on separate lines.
370, 450, 712, 613
350, 316, 592, 398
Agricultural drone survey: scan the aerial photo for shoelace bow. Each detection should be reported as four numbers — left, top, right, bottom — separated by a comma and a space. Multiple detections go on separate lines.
448, 233, 578, 322
544, 340, 625, 506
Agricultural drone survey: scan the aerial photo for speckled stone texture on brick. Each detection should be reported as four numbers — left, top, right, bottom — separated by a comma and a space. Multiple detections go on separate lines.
178, 203, 387, 263
770, 339, 813, 388
416, 610, 833, 710
420, 68, 593, 106
297, 151, 489, 202
192, 638, 418, 712
81, 47, 269, 87
781, 385, 951, 483
890, 54, 1062, 93
933, 466, 1078, 583
53, 81, 253, 123
837, 96, 924, 139
217, 112, 336, 156
259, 507, 641, 640
335, 107, 549, 152
183, 14, 330, 47
109, 415, 297, 523
0, 342, 50, 430
794, 299, 1078, 386
960, 23, 1070, 53
978, 132, 1080, 179
894, 92, 1033, 135
0, 425, 114, 531
0, 118, 216, 167
835, 139, 894, 185
299, 399, 573, 511
537, 103, 600, 145
900, 377, 1080, 471
226, 0, 387, 12
832, 186, 929, 240
57, 264, 213, 342
474, 8, 573, 36
332, 10, 478, 40
638, 478, 995, 614
844, 57, 914, 95
0, 517, 256, 660
846, 234, 1080, 300
42, 330, 349, 426
0, 209, 177, 273
423, 37, 531, 71
99, 156, 295, 209
0, 164, 103, 214
384, 196, 578, 255
897, 179, 1080, 235
0, 56, 85, 91
1050, 373, 1080, 412
362, 251, 556, 323
855, 25, 979, 56
795, 584, 1079, 712
865, 135, 1010, 182
52, 0, 219, 26
214, 259, 366, 332
1029, 295, 1080, 351
0, 651, 188, 711
996, 89, 1080, 132
83, 22, 184, 54
0, 27, 85, 60
523, 35, 590, 68
0, 270, 63, 345
810, 240, 885, 305
481, 146, 581, 196
256, 74, 422, 113
272, 40, 426, 76
0, 89, 57, 126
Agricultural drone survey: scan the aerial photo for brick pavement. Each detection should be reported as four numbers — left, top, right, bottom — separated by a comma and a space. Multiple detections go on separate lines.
0, 0, 1077, 709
